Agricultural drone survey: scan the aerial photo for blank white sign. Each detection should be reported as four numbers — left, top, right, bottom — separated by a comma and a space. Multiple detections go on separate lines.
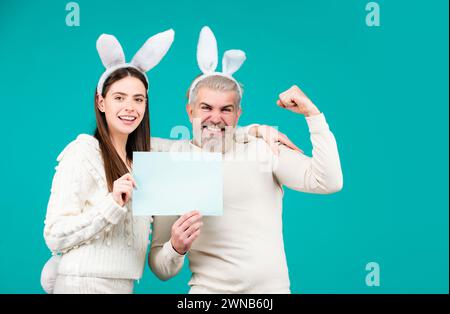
132, 152, 223, 216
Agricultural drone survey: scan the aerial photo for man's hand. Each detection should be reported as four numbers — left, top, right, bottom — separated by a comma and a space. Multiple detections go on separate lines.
277, 85, 321, 117
171, 210, 203, 255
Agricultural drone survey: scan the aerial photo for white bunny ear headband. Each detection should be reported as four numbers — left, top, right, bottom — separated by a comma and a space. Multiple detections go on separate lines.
188, 26, 246, 103
96, 29, 175, 95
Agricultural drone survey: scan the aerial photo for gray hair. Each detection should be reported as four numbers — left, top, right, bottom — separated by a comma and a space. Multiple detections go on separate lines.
188, 74, 243, 108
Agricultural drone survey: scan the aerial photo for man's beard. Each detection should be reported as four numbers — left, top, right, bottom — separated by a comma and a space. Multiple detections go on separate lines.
196, 122, 234, 153
202, 133, 224, 152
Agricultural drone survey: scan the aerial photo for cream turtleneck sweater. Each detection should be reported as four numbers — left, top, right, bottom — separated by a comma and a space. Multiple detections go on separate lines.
148, 113, 343, 293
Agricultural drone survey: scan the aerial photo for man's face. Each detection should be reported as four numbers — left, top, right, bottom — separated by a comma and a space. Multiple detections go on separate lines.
186, 87, 242, 152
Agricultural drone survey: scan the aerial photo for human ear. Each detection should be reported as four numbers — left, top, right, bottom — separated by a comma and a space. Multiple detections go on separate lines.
186, 103, 194, 123
97, 94, 106, 113
235, 107, 242, 123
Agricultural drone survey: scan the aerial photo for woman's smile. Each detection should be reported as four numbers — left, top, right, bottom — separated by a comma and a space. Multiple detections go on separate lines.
118, 114, 138, 125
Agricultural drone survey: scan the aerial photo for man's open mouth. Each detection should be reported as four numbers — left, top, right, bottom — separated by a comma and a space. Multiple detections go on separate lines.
202, 125, 225, 132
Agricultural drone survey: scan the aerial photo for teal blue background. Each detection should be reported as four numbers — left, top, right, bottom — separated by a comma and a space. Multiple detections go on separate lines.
0, 0, 448, 293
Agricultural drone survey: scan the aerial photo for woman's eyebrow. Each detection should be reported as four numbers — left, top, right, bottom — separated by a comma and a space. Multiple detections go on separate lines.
112, 92, 127, 96
111, 92, 146, 97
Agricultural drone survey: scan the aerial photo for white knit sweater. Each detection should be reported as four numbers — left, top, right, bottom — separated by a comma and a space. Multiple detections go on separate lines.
43, 134, 152, 280
43, 126, 256, 281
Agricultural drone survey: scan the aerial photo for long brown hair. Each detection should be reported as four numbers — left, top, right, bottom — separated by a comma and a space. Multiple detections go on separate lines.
94, 67, 151, 191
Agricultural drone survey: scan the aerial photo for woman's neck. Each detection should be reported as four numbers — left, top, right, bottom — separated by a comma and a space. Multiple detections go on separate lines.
110, 132, 129, 168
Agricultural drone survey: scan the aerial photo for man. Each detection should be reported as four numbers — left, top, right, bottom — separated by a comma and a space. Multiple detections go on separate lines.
148, 74, 343, 293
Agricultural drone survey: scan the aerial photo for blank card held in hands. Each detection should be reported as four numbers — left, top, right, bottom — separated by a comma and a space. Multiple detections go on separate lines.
132, 152, 223, 216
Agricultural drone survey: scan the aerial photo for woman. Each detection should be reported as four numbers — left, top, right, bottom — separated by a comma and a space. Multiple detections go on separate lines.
43, 30, 175, 293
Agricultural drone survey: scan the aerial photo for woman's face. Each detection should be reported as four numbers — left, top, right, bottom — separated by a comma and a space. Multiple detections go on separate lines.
97, 76, 147, 138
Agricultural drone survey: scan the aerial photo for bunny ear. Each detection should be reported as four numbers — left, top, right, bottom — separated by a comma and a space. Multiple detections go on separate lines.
222, 49, 246, 76
197, 26, 218, 74
96, 34, 126, 68
131, 29, 175, 72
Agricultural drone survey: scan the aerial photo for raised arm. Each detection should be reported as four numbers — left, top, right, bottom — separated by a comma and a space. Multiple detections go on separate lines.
268, 85, 343, 194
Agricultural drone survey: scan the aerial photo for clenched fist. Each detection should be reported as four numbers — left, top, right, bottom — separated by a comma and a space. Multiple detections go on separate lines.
277, 85, 321, 117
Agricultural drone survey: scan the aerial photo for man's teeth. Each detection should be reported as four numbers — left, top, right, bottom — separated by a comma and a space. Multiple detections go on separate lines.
205, 125, 223, 132
119, 116, 136, 121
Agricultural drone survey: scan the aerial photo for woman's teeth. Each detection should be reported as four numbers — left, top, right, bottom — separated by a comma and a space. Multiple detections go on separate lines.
119, 115, 136, 121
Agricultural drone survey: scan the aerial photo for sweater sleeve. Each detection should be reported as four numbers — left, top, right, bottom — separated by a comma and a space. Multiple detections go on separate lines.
43, 144, 127, 254
148, 216, 185, 281
273, 113, 343, 194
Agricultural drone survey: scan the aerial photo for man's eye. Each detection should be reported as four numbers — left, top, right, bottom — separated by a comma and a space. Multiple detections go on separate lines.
201, 106, 211, 111
222, 108, 232, 112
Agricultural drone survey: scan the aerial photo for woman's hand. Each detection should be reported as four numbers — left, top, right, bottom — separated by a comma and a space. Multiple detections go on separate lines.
250, 125, 303, 155
112, 173, 137, 207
